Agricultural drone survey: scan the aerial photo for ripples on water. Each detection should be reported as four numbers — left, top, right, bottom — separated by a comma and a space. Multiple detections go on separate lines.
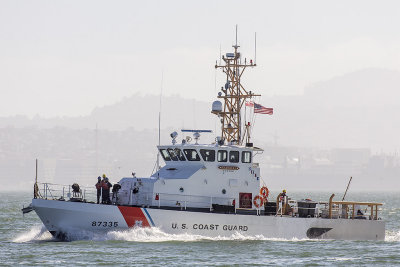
2, 191, 400, 266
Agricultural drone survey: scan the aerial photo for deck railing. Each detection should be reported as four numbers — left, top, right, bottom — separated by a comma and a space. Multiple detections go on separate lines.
35, 182, 97, 203
148, 192, 235, 211
34, 183, 382, 220
34, 182, 235, 212
327, 193, 382, 220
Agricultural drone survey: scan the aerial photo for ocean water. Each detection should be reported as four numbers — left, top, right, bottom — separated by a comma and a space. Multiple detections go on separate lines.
1, 191, 400, 266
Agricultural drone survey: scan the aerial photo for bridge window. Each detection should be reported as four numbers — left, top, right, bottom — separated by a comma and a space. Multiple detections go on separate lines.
183, 149, 200, 161
242, 151, 252, 163
167, 148, 179, 161
174, 148, 186, 161
217, 150, 227, 162
200, 149, 215, 162
229, 151, 239, 163
159, 149, 171, 161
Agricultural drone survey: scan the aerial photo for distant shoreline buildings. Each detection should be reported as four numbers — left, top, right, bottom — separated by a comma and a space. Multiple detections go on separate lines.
1, 126, 399, 191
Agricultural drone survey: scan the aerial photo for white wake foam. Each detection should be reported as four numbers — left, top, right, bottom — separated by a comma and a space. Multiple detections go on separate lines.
103, 227, 311, 243
13, 225, 314, 243
13, 225, 53, 243
385, 230, 400, 242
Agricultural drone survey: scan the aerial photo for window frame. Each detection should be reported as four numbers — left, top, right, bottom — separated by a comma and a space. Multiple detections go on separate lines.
183, 149, 201, 161
229, 151, 240, 163
167, 148, 181, 161
241, 151, 252, 163
217, 150, 228, 162
200, 149, 216, 162
174, 148, 186, 161
159, 149, 171, 161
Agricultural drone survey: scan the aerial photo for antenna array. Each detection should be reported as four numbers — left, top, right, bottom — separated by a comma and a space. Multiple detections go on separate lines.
212, 25, 260, 145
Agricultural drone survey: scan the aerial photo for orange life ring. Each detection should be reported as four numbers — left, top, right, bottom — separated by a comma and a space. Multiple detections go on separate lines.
260, 186, 269, 199
253, 195, 264, 208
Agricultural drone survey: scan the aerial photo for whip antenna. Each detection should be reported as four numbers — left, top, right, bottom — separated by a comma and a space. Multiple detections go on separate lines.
219, 44, 222, 65
342, 176, 353, 201
255, 32, 257, 65
156, 71, 164, 172
235, 24, 238, 47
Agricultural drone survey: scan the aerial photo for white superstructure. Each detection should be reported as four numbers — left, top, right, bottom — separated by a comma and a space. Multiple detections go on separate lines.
116, 140, 262, 210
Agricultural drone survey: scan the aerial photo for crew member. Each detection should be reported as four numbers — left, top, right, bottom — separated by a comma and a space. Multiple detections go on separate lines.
280, 190, 287, 205
281, 189, 287, 199
277, 189, 288, 216
95, 176, 102, 204
112, 183, 122, 203
355, 205, 366, 219
101, 175, 112, 204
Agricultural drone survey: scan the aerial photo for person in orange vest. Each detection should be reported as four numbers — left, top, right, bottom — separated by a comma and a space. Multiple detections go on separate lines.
101, 174, 112, 204
95, 176, 102, 204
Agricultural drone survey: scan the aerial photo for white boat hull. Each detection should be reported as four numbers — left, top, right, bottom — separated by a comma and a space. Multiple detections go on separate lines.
32, 199, 385, 241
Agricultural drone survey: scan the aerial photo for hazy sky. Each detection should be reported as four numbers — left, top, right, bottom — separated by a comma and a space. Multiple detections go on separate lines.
1, 0, 400, 117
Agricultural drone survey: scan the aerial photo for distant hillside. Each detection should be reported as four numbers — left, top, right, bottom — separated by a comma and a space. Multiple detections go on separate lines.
253, 68, 400, 150
0, 93, 216, 131
1, 68, 400, 150
303, 68, 400, 107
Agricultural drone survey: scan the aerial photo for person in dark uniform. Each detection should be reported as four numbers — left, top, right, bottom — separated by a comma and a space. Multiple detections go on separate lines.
281, 189, 287, 199
277, 189, 287, 215
112, 183, 122, 204
95, 176, 102, 204
101, 176, 112, 204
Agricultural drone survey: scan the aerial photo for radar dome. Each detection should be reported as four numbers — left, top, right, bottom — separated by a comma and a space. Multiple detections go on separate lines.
212, 101, 222, 113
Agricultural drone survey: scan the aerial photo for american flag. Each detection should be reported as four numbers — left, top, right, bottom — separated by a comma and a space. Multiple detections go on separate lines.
254, 103, 273, 115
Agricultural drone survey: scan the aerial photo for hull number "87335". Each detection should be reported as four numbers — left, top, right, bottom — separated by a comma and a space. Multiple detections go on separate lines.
91, 221, 118, 227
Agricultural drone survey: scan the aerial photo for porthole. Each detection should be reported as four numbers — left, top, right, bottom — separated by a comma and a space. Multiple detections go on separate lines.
179, 187, 184, 193
222, 189, 226, 194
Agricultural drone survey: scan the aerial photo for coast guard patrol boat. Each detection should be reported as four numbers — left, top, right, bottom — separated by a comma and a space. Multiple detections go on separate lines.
25, 33, 385, 241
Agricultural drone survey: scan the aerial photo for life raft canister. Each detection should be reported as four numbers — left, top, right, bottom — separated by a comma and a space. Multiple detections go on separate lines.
260, 186, 269, 199
253, 195, 264, 208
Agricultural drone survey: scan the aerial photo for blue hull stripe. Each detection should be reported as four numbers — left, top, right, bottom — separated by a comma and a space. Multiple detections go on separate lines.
143, 208, 155, 226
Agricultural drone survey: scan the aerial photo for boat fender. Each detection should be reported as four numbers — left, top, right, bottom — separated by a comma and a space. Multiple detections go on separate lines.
253, 195, 264, 208
260, 186, 269, 199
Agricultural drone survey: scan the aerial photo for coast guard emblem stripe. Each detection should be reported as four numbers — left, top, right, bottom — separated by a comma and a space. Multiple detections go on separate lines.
143, 208, 155, 226
117, 206, 150, 227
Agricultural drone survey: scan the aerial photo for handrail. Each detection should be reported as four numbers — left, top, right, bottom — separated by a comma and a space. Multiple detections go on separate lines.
35, 182, 96, 202
35, 182, 235, 211
331, 201, 383, 206
151, 192, 235, 210
328, 193, 381, 220
34, 183, 382, 220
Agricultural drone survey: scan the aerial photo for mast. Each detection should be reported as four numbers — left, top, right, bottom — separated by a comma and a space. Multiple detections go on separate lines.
213, 26, 260, 145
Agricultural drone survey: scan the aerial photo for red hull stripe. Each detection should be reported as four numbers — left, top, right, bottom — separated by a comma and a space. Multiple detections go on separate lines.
118, 206, 150, 227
